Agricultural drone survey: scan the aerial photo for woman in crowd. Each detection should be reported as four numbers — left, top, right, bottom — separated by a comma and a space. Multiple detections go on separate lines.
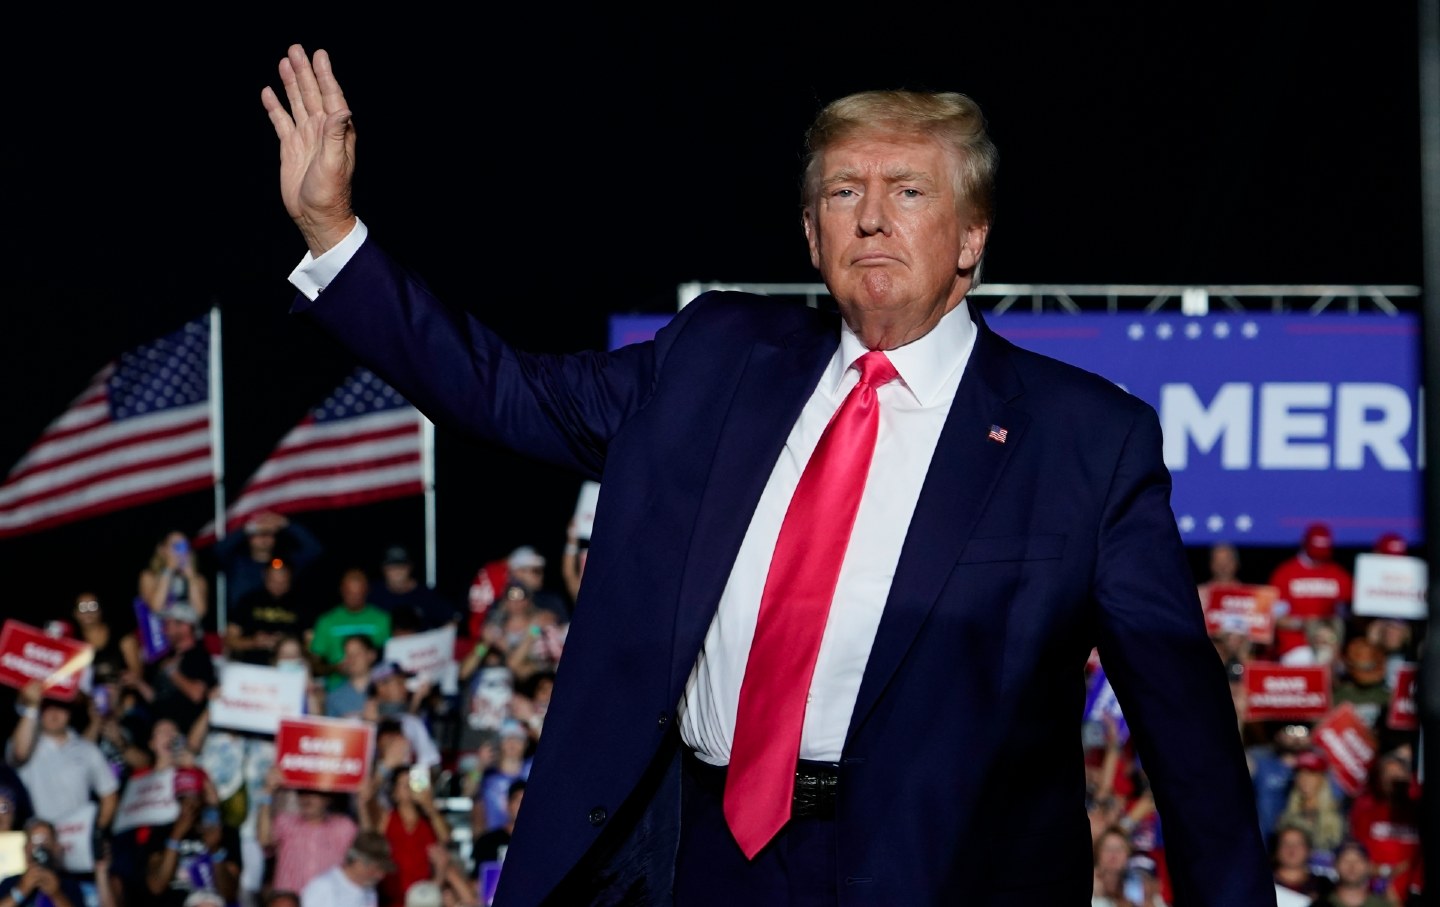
139, 530, 209, 620
1278, 750, 1346, 856
361, 764, 474, 907
1271, 824, 1331, 901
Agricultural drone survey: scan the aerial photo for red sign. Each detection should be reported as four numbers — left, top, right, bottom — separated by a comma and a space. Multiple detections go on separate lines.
1204, 584, 1277, 645
1387, 662, 1418, 731
0, 620, 93, 701
1314, 703, 1378, 797
1243, 662, 1331, 721
274, 716, 374, 793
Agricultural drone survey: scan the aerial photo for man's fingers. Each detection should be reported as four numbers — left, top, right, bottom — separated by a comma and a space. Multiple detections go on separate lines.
313, 49, 351, 117
277, 55, 308, 129
288, 44, 326, 128
260, 86, 294, 142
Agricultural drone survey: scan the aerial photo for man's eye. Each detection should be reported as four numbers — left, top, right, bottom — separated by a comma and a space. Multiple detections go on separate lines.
900, 188, 922, 198
832, 188, 857, 198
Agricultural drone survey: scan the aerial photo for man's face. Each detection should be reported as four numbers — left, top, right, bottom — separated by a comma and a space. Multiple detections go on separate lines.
341, 573, 368, 608
1334, 848, 1369, 884
39, 703, 69, 735
382, 563, 412, 591
510, 564, 543, 592
263, 566, 292, 597
164, 617, 193, 647
343, 640, 377, 678
803, 130, 988, 350
249, 530, 276, 560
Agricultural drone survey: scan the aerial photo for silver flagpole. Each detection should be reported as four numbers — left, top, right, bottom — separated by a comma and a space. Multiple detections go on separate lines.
422, 411, 437, 588
208, 305, 228, 635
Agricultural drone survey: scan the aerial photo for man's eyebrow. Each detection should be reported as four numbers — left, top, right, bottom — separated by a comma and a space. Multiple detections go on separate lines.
821, 166, 935, 187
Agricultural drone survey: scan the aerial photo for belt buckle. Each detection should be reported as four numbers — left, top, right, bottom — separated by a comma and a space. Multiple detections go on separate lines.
791, 763, 838, 819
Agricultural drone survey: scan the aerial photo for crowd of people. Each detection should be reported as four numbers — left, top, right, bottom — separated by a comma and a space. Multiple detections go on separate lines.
0, 507, 1423, 907
0, 511, 586, 907
1089, 523, 1425, 906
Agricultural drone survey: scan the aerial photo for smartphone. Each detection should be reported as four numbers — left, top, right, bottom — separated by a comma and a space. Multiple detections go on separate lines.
92, 685, 111, 716
409, 765, 430, 793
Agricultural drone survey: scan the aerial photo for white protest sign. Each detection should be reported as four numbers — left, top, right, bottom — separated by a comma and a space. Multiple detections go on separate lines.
0, 833, 23, 880
384, 625, 458, 695
1353, 553, 1427, 619
113, 768, 179, 833
208, 663, 308, 735
55, 801, 96, 872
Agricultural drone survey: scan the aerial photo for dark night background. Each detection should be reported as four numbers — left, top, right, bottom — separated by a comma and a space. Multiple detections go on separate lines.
0, 8, 1425, 633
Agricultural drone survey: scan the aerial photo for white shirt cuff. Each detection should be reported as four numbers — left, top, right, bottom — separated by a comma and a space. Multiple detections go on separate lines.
288, 219, 370, 301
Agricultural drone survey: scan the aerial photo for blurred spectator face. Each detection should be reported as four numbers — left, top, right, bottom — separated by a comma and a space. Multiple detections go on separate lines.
39, 700, 71, 736
1294, 766, 1325, 798
249, 529, 277, 560
374, 673, 408, 704
1334, 844, 1372, 886
1373, 619, 1411, 653
1302, 523, 1333, 562
0, 788, 17, 833
297, 791, 330, 821
263, 564, 293, 597
73, 593, 102, 627
340, 570, 369, 609
275, 637, 306, 668
1274, 827, 1310, 870
27, 820, 60, 864
511, 564, 544, 592
382, 562, 413, 592
1094, 828, 1130, 874
1210, 543, 1239, 582
342, 638, 379, 679
151, 719, 181, 758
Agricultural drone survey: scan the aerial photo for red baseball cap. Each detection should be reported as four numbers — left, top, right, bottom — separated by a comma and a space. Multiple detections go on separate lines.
1375, 533, 1408, 556
1302, 523, 1334, 561
1294, 750, 1328, 774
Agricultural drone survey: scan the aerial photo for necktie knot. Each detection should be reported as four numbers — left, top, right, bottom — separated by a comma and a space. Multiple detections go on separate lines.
855, 350, 898, 390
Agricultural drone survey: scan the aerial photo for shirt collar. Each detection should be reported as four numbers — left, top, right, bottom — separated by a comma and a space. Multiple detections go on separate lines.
833, 299, 976, 406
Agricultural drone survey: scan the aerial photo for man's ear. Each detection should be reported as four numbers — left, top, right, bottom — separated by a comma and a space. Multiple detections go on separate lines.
803, 208, 821, 270
959, 220, 990, 271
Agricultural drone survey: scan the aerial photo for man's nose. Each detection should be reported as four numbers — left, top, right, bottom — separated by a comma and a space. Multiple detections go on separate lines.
856, 194, 891, 235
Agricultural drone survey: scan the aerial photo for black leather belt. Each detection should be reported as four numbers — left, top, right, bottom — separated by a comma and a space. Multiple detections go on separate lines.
684, 750, 839, 820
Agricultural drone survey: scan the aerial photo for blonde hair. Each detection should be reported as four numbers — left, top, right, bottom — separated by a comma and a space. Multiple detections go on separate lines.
801, 90, 998, 226
1279, 779, 1344, 851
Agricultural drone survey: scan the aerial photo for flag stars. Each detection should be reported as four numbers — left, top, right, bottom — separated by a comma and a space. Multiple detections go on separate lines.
1213, 322, 1231, 339
1155, 323, 1174, 340
1184, 322, 1203, 339
1127, 323, 1145, 340
1177, 515, 1196, 533
1241, 321, 1259, 338
1235, 514, 1253, 532
1206, 514, 1225, 532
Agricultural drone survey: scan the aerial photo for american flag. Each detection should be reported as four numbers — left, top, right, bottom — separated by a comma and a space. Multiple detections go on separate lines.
0, 317, 214, 538
987, 424, 1008, 444
199, 367, 426, 541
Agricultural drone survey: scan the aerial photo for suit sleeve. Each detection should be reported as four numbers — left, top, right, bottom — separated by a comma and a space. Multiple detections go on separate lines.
1091, 402, 1275, 906
292, 237, 677, 481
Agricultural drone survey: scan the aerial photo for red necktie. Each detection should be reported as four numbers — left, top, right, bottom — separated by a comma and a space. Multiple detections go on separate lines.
723, 349, 899, 858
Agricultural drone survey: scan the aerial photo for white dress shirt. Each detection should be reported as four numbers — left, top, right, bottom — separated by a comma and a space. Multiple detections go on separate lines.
679, 303, 975, 763
291, 223, 977, 764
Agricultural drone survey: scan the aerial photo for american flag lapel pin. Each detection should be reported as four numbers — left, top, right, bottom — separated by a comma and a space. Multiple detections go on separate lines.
987, 424, 1008, 444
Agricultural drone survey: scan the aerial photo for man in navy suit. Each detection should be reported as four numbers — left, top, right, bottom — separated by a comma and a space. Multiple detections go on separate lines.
262, 45, 1272, 906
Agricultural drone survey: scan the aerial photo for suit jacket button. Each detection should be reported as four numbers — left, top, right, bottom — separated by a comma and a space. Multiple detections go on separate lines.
657, 713, 669, 727
588, 807, 608, 826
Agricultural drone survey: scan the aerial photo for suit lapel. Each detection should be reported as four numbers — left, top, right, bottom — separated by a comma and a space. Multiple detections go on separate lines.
845, 311, 1029, 745
668, 318, 838, 692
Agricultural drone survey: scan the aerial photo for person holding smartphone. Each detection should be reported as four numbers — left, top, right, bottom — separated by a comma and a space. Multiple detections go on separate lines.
358, 763, 471, 907
139, 532, 209, 622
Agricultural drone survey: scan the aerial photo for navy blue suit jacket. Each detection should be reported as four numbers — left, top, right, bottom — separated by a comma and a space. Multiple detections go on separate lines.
298, 238, 1273, 906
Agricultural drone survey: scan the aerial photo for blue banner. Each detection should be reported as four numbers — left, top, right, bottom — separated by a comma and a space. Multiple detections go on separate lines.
991, 313, 1422, 546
